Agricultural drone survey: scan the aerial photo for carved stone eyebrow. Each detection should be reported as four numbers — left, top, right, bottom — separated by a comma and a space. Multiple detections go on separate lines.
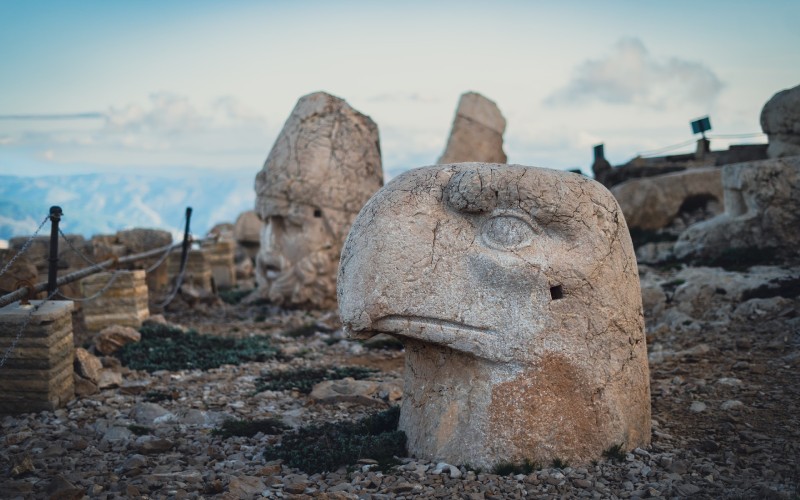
444, 168, 496, 213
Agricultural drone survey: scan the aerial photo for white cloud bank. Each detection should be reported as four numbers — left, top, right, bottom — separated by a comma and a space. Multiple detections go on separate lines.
545, 38, 724, 110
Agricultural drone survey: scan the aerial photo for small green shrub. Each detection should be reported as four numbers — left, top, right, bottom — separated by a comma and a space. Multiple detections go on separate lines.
602, 443, 626, 463
660, 279, 685, 293
362, 334, 404, 351
127, 424, 152, 436
254, 366, 377, 395
212, 418, 289, 438
116, 324, 279, 372
492, 459, 537, 476
628, 228, 678, 249
694, 246, 781, 271
219, 289, 251, 305
551, 458, 569, 469
282, 324, 318, 338
143, 390, 176, 402
263, 406, 406, 473
742, 276, 800, 301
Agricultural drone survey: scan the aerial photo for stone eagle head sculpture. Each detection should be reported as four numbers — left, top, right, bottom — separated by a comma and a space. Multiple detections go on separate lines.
338, 163, 650, 468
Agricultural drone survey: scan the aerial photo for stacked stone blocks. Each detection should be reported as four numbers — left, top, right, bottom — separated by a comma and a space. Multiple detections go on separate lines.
80, 270, 150, 332
0, 300, 75, 414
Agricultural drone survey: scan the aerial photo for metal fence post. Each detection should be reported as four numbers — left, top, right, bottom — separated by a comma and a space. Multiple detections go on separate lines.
47, 206, 63, 296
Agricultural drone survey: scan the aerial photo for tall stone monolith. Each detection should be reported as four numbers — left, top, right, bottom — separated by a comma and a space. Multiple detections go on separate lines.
438, 92, 507, 164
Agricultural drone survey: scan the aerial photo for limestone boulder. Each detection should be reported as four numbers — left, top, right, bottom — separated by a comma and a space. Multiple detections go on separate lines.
74, 347, 103, 383
94, 325, 141, 355
338, 162, 650, 468
760, 83, 800, 158
309, 378, 402, 407
234, 211, 261, 246
674, 157, 800, 263
254, 91, 383, 309
438, 92, 507, 164
611, 167, 723, 230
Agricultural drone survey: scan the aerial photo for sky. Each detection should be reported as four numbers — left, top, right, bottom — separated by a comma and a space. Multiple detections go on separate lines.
1, 0, 799, 180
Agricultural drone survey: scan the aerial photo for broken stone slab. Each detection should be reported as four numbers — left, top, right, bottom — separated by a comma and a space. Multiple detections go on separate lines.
760, 82, 800, 158
254, 91, 384, 309
611, 167, 723, 230
338, 162, 651, 468
73, 347, 102, 383
438, 92, 507, 164
674, 156, 800, 264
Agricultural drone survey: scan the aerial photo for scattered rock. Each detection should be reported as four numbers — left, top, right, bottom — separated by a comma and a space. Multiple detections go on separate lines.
94, 325, 141, 355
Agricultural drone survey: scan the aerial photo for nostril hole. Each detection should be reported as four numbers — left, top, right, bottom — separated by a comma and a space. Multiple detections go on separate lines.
313, 209, 322, 218
550, 285, 564, 300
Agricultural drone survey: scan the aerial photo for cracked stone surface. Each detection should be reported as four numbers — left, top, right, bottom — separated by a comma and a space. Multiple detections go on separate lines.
338, 162, 651, 468
438, 92, 507, 164
254, 91, 383, 309
761, 83, 800, 158
611, 167, 723, 230
674, 156, 800, 263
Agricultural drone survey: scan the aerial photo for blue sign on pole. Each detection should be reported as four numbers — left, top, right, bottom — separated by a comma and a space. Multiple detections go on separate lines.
691, 116, 711, 135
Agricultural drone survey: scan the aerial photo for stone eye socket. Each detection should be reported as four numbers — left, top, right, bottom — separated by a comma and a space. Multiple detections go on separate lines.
480, 215, 535, 250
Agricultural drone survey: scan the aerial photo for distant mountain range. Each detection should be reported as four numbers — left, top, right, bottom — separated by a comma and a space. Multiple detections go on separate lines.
0, 170, 257, 242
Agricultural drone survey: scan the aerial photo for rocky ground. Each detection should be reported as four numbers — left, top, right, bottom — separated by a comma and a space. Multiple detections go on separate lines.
1, 263, 799, 499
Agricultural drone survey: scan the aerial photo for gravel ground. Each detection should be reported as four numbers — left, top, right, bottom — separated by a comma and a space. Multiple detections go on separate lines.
1, 263, 798, 499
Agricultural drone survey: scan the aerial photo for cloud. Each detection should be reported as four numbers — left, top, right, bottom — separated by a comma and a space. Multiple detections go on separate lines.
545, 38, 724, 109
0, 93, 272, 167
0, 113, 105, 120
367, 92, 439, 103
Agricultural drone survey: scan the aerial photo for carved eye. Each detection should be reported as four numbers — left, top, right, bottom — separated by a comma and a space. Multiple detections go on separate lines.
480, 214, 535, 250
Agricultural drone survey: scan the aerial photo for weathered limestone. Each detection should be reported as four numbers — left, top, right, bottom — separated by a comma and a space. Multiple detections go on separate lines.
0, 300, 75, 413
167, 250, 214, 293
674, 157, 800, 263
234, 211, 261, 260
201, 239, 237, 290
9, 234, 90, 299
94, 325, 141, 355
338, 163, 650, 468
438, 92, 507, 164
0, 250, 37, 296
611, 167, 723, 230
91, 229, 174, 295
760, 83, 800, 158
80, 270, 149, 332
254, 91, 384, 309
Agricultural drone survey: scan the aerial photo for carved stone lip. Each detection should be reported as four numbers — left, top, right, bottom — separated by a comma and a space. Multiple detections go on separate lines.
372, 315, 492, 336
367, 315, 502, 359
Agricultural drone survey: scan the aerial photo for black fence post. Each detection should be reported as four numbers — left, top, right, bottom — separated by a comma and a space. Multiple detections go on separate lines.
47, 206, 63, 296
179, 207, 193, 272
